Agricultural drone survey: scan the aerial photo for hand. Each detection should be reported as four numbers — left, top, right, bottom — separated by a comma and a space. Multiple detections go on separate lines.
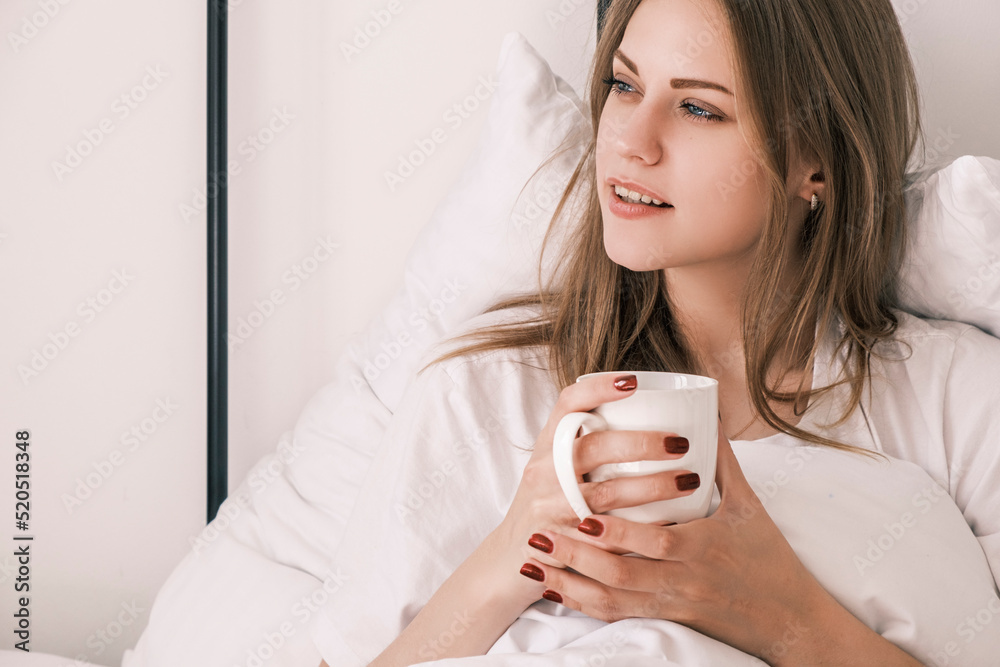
492, 373, 701, 607
518, 420, 916, 665
364, 373, 704, 666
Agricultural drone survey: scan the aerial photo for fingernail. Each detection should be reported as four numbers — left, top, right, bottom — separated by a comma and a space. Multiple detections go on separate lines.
528, 533, 553, 554
676, 472, 701, 491
613, 374, 637, 391
664, 436, 689, 454
520, 563, 545, 582
542, 589, 563, 604
577, 517, 604, 536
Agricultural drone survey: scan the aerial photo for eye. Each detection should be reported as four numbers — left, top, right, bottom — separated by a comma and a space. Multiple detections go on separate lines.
602, 75, 726, 124
680, 102, 723, 123
601, 76, 635, 97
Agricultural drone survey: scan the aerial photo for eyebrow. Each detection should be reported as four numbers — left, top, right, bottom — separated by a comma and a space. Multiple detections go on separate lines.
613, 48, 734, 96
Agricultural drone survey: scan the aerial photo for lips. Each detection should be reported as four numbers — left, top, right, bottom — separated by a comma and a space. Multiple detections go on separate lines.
606, 188, 674, 220
613, 185, 672, 208
608, 178, 672, 208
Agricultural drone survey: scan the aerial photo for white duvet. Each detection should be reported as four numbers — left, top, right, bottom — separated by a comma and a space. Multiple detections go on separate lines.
388, 430, 1000, 667
317, 439, 1000, 667
309, 311, 1000, 666
120, 309, 1000, 667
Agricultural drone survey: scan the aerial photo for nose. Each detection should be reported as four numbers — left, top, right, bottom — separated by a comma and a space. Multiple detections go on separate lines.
605, 102, 662, 164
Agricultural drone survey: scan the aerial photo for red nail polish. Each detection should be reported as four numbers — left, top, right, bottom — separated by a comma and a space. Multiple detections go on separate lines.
520, 563, 545, 582
542, 589, 563, 604
578, 517, 604, 536
528, 533, 553, 554
613, 374, 637, 391
664, 436, 689, 454
676, 472, 700, 491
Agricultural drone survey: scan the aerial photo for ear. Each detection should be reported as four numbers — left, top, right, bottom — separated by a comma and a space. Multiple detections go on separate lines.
791, 160, 825, 209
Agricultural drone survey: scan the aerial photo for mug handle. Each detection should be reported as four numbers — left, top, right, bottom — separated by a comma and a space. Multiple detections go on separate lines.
552, 411, 609, 522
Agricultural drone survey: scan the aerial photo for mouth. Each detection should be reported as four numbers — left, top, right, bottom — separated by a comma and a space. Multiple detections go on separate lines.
612, 184, 673, 208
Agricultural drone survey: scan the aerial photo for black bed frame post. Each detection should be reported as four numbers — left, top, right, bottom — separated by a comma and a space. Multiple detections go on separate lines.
207, 0, 228, 523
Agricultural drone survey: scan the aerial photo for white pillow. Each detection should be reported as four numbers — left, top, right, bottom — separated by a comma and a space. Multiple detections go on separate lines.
348, 31, 587, 412
733, 438, 1000, 666
899, 155, 1000, 338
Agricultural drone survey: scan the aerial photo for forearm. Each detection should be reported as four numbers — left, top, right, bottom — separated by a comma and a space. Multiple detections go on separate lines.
370, 530, 538, 667
771, 586, 923, 667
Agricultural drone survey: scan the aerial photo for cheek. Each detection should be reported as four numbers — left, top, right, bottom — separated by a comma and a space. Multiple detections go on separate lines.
680, 145, 771, 253
696, 147, 770, 219
595, 107, 625, 166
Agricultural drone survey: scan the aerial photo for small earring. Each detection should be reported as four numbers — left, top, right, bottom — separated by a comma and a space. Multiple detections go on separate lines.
810, 193, 819, 211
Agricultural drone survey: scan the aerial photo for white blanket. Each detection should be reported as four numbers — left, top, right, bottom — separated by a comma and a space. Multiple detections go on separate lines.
388, 440, 1000, 667
309, 310, 1000, 666
123, 311, 1000, 667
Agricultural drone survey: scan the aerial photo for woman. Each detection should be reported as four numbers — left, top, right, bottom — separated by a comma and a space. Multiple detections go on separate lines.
315, 0, 1000, 664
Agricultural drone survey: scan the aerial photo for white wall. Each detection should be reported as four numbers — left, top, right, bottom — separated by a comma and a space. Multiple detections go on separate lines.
893, 0, 1000, 164
0, 0, 205, 663
0, 0, 996, 664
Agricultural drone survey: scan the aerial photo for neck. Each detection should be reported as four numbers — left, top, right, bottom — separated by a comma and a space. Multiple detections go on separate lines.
664, 261, 745, 378
664, 252, 812, 382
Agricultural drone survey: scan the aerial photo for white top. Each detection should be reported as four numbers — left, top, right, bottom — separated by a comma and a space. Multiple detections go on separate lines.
310, 307, 1000, 666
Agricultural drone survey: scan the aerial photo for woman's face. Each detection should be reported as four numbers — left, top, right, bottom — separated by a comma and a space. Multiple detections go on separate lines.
595, 0, 773, 273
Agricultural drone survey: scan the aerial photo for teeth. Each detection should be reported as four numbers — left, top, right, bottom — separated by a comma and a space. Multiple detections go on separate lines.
614, 184, 667, 207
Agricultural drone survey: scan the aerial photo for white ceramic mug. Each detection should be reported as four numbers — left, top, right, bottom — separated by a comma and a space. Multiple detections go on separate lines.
552, 371, 718, 524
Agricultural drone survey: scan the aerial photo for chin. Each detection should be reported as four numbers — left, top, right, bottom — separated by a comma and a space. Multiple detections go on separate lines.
603, 239, 658, 272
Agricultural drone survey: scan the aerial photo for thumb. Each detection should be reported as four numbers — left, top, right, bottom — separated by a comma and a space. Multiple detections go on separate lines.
713, 416, 753, 506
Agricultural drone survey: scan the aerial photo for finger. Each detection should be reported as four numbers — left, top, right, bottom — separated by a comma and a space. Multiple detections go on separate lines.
581, 470, 701, 514
533, 563, 669, 623
548, 373, 639, 430
571, 514, 698, 562
712, 418, 767, 526
573, 429, 690, 473
556, 573, 671, 623
713, 416, 752, 502
527, 528, 682, 593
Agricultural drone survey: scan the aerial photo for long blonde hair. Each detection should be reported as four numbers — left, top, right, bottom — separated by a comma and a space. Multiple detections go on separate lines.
423, 0, 923, 451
